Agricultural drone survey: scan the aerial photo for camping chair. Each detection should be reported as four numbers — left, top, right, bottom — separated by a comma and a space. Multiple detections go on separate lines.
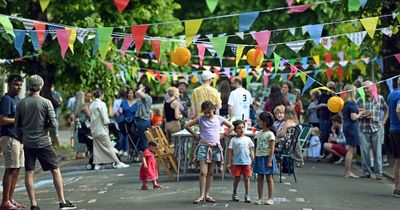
145, 126, 178, 181
275, 125, 302, 183
298, 125, 312, 159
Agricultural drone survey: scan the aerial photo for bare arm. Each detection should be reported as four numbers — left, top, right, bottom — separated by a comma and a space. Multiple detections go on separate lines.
172, 101, 183, 120
397, 103, 400, 120
268, 140, 275, 167
222, 119, 234, 138
227, 149, 233, 167
249, 147, 255, 162
228, 105, 233, 117
142, 156, 148, 168
0, 115, 14, 125
350, 112, 362, 121
184, 117, 200, 139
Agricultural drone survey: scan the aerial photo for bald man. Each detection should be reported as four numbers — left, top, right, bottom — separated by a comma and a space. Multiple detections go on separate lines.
357, 81, 388, 180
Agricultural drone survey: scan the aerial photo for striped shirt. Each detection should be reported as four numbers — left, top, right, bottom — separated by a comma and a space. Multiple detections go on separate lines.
356, 95, 388, 133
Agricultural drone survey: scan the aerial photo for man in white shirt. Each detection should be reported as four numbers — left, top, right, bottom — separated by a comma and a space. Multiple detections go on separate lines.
228, 77, 252, 120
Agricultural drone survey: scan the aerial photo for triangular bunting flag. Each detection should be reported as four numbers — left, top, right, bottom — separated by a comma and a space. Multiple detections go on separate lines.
235, 45, 244, 67
151, 39, 161, 62
160, 40, 169, 62
77, 28, 88, 44
300, 72, 307, 84
285, 40, 307, 53
287, 4, 311, 13
114, 0, 130, 13
206, 0, 219, 13
97, 27, 113, 60
235, 32, 245, 40
131, 24, 149, 56
28, 31, 40, 51
120, 36, 133, 58
13, 30, 26, 57
371, 83, 378, 102
239, 11, 259, 32
320, 36, 337, 50
380, 27, 393, 37
197, 44, 206, 67
361, 57, 370, 64
39, 0, 50, 12
336, 66, 344, 81
34, 22, 46, 49
301, 57, 309, 69
360, 17, 379, 38
22, 20, 34, 30
266, 45, 276, 57
209, 36, 228, 65
357, 87, 366, 102
386, 78, 393, 93
306, 24, 324, 47
0, 15, 15, 38
205, 44, 216, 56
281, 73, 288, 82
313, 55, 320, 66
326, 68, 333, 81
252, 30, 271, 55
301, 77, 315, 95
65, 28, 77, 54
288, 28, 296, 36
56, 29, 72, 59
274, 53, 281, 73
339, 60, 348, 67
185, 19, 203, 46
288, 65, 297, 80
348, 0, 361, 11
359, 0, 368, 7
346, 31, 367, 46
374, 57, 384, 72
338, 51, 345, 61
394, 53, 400, 63
287, 0, 294, 6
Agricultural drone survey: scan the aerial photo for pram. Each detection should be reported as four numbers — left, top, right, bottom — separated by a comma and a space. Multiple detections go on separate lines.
117, 119, 141, 162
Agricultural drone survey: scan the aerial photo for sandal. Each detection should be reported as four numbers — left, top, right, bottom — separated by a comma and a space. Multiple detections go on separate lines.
193, 197, 204, 204
205, 196, 216, 203
141, 185, 149, 190
153, 184, 162, 189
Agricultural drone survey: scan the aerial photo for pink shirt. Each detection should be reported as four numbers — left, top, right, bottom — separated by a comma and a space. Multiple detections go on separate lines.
198, 115, 224, 144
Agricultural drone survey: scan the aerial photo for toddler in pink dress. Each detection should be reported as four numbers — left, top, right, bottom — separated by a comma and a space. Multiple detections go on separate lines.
139, 141, 161, 190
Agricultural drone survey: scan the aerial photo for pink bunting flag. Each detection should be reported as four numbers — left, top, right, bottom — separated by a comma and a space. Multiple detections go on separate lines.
371, 84, 378, 102
114, 0, 130, 13
252, 30, 271, 55
287, 4, 311, 13
120, 36, 133, 58
105, 62, 113, 70
151, 39, 161, 62
263, 72, 271, 87
287, 0, 294, 6
288, 65, 297, 80
34, 22, 46, 49
131, 24, 149, 56
197, 44, 206, 67
55, 29, 72, 59
395, 53, 400, 63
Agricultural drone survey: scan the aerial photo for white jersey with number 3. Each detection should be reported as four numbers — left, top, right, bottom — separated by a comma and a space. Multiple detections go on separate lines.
228, 87, 252, 120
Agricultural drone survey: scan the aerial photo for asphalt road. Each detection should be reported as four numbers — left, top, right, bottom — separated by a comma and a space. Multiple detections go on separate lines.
5, 158, 399, 210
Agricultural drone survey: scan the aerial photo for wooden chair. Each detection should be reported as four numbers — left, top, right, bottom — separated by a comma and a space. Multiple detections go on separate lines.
145, 126, 178, 181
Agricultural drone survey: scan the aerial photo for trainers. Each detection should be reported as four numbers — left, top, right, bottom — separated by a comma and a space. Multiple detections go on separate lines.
31, 206, 40, 210
231, 194, 239, 202
114, 162, 129, 169
265, 199, 274, 205
376, 175, 385, 180
59, 200, 76, 209
94, 164, 101, 170
123, 151, 128, 157
0, 201, 20, 210
333, 158, 344, 165
360, 173, 371, 178
118, 150, 123, 156
254, 199, 263, 205
383, 161, 389, 166
393, 189, 400, 197
244, 195, 251, 203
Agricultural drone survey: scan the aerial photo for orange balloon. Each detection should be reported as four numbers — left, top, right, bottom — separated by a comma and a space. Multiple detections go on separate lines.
238, 69, 248, 79
171, 47, 191, 66
327, 96, 344, 113
246, 48, 264, 67
191, 75, 199, 84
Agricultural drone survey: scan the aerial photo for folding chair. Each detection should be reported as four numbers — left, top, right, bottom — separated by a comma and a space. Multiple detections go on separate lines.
276, 125, 302, 183
298, 125, 312, 158
145, 126, 178, 181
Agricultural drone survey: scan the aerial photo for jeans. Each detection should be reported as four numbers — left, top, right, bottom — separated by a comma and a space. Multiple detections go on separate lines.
118, 132, 129, 152
135, 118, 151, 152
360, 130, 382, 175
319, 118, 332, 155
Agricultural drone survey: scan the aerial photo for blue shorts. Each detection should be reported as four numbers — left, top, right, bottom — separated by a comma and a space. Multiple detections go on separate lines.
196, 145, 222, 162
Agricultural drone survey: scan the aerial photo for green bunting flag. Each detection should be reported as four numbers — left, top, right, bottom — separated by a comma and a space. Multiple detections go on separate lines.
209, 36, 228, 65
348, 0, 360, 12
0, 15, 15, 38
357, 87, 365, 102
206, 0, 219, 13
97, 27, 113, 60
273, 53, 281, 73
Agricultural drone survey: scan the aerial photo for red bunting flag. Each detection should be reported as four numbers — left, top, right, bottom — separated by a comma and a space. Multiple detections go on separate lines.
266, 62, 273, 72
114, 0, 130, 13
326, 68, 332, 81
151, 39, 161, 62
55, 29, 72, 59
325, 54, 332, 63
34, 22, 46, 49
131, 24, 149, 56
156, 72, 161, 81
395, 53, 400, 63
336, 66, 344, 81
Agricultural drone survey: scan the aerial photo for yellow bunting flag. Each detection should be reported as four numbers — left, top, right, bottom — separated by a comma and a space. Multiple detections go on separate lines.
65, 28, 76, 54
360, 17, 379, 38
39, 0, 50, 12
235, 45, 244, 67
313, 55, 320, 66
356, 61, 367, 75
300, 72, 307, 85
185, 19, 203, 46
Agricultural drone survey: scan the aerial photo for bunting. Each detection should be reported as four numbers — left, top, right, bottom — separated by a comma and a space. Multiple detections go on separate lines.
13, 30, 26, 57
97, 27, 113, 60
131, 24, 149, 56
306, 24, 324, 47
55, 29, 72, 59
346, 31, 367, 46
39, 0, 50, 12
239, 11, 259, 32
286, 40, 307, 53
206, 0, 219, 13
302, 77, 315, 95
34, 22, 46, 49
120, 36, 133, 58
0, 15, 15, 38
252, 30, 271, 55
209, 36, 228, 65
360, 17, 379, 38
114, 0, 130, 13
185, 19, 203, 46
235, 45, 244, 67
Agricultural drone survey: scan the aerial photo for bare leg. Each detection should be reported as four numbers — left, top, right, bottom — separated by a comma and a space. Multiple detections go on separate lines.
243, 176, 250, 194
344, 146, 356, 176
25, 170, 37, 207
257, 174, 264, 200
395, 159, 400, 190
2, 169, 14, 204
267, 174, 274, 199
205, 162, 214, 198
198, 161, 207, 199
233, 176, 240, 194
51, 168, 66, 204
9, 168, 20, 202
324, 144, 344, 159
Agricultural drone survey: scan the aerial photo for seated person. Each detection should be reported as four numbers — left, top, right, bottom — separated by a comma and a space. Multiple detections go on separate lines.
323, 114, 347, 164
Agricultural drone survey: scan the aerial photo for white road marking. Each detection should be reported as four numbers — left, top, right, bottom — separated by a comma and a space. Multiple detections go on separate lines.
117, 174, 124, 177
284, 182, 291, 185
106, 183, 114, 187
289, 189, 298, 192
98, 191, 106, 194
88, 199, 97, 203
296, 198, 305, 202
303, 208, 313, 210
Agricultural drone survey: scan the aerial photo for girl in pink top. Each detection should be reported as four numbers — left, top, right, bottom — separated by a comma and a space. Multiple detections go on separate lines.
185, 101, 233, 204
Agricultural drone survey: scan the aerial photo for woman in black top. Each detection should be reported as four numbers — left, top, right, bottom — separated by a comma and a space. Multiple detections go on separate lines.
219, 80, 231, 117
164, 87, 183, 144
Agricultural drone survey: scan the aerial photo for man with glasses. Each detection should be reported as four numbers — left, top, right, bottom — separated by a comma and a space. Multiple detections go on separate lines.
0, 75, 26, 209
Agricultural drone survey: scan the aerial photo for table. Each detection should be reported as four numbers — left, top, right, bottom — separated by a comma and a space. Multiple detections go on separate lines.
171, 129, 257, 181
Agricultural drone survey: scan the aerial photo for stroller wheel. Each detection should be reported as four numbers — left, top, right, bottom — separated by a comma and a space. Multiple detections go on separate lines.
112, 162, 117, 169
86, 164, 94, 170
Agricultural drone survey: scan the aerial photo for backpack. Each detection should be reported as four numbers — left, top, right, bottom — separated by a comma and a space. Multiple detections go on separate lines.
76, 120, 92, 144
51, 91, 62, 109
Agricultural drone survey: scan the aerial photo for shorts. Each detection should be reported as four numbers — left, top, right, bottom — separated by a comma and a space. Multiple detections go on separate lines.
231, 165, 252, 177
389, 131, 400, 159
1, 136, 24, 168
331, 143, 347, 157
24, 145, 58, 171
196, 145, 222, 162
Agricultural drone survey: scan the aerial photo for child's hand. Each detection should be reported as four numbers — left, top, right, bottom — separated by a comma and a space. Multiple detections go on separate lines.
267, 161, 272, 168
143, 164, 148, 169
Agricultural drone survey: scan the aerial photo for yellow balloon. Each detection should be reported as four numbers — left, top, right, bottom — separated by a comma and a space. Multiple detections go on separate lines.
327, 96, 344, 113
246, 48, 264, 67
238, 69, 248, 79
191, 75, 199, 84
171, 47, 191, 66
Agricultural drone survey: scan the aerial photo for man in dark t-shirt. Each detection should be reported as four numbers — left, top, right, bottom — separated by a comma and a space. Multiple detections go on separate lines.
316, 81, 335, 156
0, 75, 25, 209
